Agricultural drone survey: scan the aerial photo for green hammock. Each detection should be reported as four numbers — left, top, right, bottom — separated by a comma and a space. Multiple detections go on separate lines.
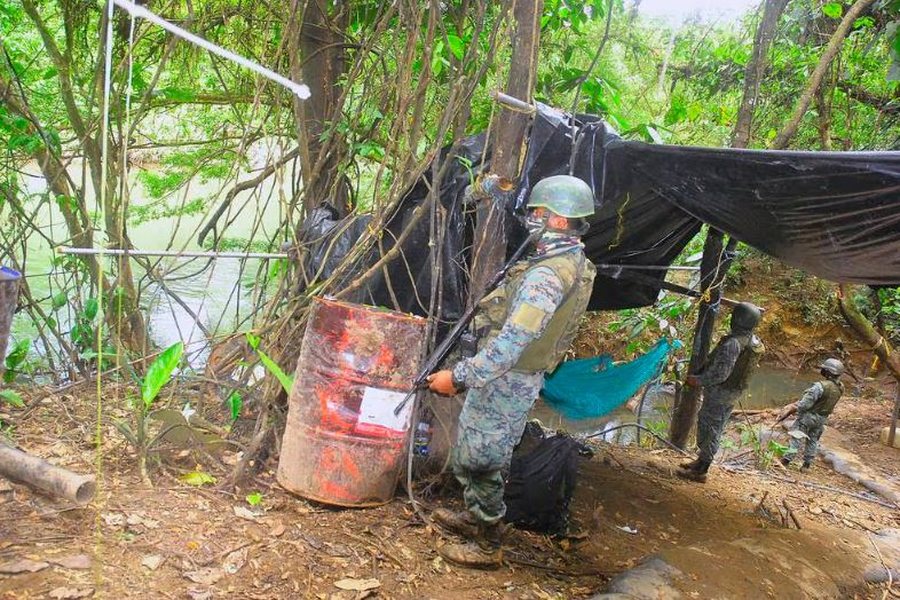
542, 339, 673, 420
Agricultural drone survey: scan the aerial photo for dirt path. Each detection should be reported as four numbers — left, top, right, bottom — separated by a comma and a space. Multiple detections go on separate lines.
1, 379, 898, 599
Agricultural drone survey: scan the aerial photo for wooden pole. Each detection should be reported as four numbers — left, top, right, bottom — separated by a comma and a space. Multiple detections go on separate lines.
469, 0, 544, 305
669, 233, 738, 449
0, 443, 96, 504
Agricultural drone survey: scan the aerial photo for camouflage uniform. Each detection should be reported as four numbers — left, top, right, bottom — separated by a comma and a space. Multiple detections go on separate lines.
450, 242, 593, 525
788, 380, 843, 464
695, 332, 764, 465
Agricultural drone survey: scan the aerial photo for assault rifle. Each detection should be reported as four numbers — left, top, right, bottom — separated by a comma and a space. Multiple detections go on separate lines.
393, 227, 544, 417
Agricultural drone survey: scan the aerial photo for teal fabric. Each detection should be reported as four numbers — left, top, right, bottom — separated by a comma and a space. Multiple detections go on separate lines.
542, 339, 672, 420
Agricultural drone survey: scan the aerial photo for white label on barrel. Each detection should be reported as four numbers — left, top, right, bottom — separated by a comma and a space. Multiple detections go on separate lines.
358, 387, 412, 432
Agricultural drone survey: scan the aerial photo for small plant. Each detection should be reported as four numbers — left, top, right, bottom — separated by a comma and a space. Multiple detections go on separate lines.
114, 342, 184, 484
245, 491, 263, 506
246, 333, 294, 394
3, 338, 32, 383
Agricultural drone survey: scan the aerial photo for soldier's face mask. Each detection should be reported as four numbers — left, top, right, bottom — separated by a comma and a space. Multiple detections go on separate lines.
525, 209, 550, 236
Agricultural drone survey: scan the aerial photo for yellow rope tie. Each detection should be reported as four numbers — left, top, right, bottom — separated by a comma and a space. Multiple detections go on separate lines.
607, 192, 631, 250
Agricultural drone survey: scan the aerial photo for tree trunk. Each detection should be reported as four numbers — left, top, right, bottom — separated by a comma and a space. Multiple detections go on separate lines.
469, 0, 544, 303
669, 233, 738, 449
731, 0, 790, 148
772, 0, 877, 149
290, 0, 350, 214
837, 285, 900, 381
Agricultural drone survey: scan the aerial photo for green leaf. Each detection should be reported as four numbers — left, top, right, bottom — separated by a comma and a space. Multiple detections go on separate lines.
83, 297, 99, 321
180, 470, 216, 486
245, 333, 294, 394
4, 339, 31, 381
256, 348, 294, 395
245, 332, 260, 350
141, 342, 183, 409
51, 292, 67, 310
246, 491, 263, 506
227, 391, 243, 421
0, 390, 24, 408
446, 34, 465, 61
160, 87, 197, 102
822, 2, 842, 19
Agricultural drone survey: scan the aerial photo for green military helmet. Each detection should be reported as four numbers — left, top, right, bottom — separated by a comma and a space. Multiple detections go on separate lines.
819, 358, 845, 377
527, 175, 595, 218
730, 302, 761, 331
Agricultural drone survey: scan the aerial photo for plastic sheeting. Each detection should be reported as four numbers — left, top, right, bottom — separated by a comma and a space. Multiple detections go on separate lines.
297, 104, 900, 317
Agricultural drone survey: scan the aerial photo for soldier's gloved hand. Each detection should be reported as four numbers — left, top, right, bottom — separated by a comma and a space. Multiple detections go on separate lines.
426, 370, 458, 396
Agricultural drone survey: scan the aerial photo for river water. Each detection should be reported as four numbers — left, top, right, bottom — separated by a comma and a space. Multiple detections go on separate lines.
8, 156, 291, 369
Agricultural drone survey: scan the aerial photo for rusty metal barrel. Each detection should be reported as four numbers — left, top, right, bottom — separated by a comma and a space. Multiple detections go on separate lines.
277, 297, 426, 507
0, 267, 21, 360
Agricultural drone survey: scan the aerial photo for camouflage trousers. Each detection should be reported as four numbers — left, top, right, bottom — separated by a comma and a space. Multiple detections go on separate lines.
451, 370, 544, 525
788, 413, 827, 463
696, 386, 741, 464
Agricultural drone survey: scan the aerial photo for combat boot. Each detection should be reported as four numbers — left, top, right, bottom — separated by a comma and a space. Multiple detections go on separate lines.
780, 456, 792, 467
438, 522, 503, 569
676, 458, 710, 483
676, 469, 707, 483
679, 458, 700, 471
800, 460, 812, 472
431, 508, 480, 539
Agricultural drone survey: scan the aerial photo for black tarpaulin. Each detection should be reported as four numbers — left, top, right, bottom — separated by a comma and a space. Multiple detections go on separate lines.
300, 104, 900, 318
609, 142, 900, 286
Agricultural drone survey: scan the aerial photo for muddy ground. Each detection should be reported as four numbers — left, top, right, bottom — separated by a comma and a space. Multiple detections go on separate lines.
0, 374, 897, 600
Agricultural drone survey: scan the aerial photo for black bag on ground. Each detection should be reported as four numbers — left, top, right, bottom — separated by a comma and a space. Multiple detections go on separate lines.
503, 422, 592, 535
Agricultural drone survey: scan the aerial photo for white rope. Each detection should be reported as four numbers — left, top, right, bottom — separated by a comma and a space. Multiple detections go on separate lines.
112, 0, 311, 99
58, 246, 289, 260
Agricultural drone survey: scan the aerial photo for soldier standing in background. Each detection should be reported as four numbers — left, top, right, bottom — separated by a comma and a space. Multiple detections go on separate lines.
776, 358, 845, 471
426, 175, 597, 568
678, 302, 765, 483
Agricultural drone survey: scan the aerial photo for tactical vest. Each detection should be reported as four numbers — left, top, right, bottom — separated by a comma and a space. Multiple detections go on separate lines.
474, 249, 596, 374
809, 379, 843, 417
709, 332, 765, 391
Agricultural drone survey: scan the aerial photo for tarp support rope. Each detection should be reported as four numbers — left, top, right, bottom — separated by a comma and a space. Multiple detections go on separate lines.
111, 0, 311, 99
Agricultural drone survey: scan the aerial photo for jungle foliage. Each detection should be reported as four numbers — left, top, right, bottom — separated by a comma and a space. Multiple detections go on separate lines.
1, 0, 898, 390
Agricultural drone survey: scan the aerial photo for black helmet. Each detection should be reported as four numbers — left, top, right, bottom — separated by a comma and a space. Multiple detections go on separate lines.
730, 302, 761, 332
819, 358, 845, 377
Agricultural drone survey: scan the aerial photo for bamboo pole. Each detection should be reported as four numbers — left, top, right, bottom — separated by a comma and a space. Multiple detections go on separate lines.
57, 247, 289, 260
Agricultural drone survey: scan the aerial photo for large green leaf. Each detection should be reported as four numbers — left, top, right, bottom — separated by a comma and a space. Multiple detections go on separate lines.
141, 342, 183, 409
447, 34, 465, 61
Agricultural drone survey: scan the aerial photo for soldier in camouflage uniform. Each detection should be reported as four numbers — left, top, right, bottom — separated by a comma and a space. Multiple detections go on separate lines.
427, 175, 597, 568
678, 302, 765, 483
776, 358, 845, 471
